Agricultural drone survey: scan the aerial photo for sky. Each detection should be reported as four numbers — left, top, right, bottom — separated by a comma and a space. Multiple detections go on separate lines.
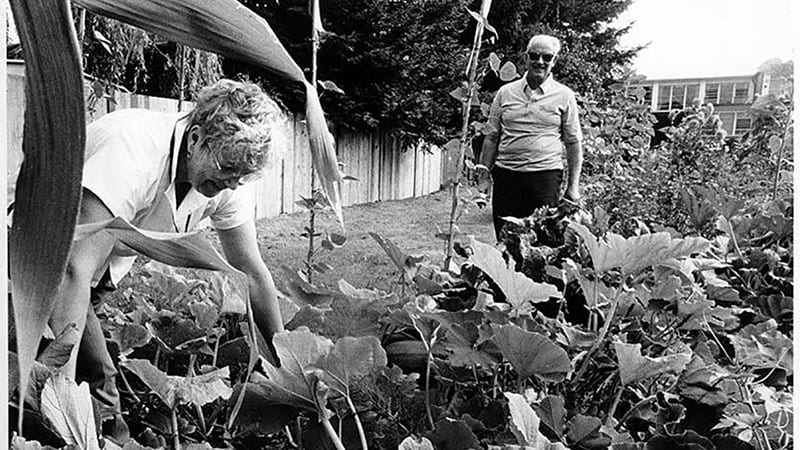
613, 0, 796, 79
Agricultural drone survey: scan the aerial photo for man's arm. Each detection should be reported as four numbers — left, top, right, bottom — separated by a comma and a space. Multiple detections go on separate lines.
477, 91, 503, 188
217, 220, 284, 344
564, 141, 583, 201
479, 132, 499, 169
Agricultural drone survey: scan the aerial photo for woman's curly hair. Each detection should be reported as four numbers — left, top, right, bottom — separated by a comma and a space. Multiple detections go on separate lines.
188, 79, 286, 174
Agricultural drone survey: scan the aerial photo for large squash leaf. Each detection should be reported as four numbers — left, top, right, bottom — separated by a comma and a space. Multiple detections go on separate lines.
468, 239, 560, 315
256, 328, 334, 411
40, 373, 99, 449
615, 342, 692, 386
8, 0, 85, 428
569, 223, 710, 275
320, 336, 387, 389
504, 392, 551, 449
492, 324, 571, 382
73, 0, 344, 224
120, 359, 232, 409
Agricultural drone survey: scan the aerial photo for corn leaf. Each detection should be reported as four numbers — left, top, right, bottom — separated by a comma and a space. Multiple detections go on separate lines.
74, 217, 235, 271
73, 0, 344, 225
8, 0, 85, 431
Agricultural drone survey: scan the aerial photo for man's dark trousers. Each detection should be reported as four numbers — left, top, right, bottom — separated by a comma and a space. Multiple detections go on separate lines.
491, 166, 562, 240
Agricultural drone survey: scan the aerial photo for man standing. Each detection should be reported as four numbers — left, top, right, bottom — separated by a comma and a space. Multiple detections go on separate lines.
48, 79, 286, 443
478, 34, 583, 239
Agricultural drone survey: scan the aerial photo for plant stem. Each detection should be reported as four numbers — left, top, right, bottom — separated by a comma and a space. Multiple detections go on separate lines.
575, 285, 622, 381
492, 366, 498, 399
345, 395, 369, 450
306, 0, 321, 284
425, 351, 435, 429
177, 45, 187, 112
117, 367, 141, 403
615, 395, 657, 429
306, 198, 317, 284
212, 334, 221, 368
187, 354, 206, 434
319, 415, 347, 450
606, 384, 624, 427
296, 416, 304, 449
444, 5, 490, 268
172, 408, 181, 450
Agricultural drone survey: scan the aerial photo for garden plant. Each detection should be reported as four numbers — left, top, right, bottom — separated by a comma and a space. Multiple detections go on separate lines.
7, 1, 793, 450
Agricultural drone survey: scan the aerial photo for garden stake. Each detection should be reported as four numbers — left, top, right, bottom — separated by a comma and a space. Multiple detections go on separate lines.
304, 0, 323, 284
444, 0, 493, 269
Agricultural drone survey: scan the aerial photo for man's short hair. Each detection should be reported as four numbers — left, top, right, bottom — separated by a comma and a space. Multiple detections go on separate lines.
526, 35, 561, 55
189, 79, 285, 174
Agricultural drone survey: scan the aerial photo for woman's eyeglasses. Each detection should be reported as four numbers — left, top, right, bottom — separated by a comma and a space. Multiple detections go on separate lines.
528, 52, 555, 63
210, 151, 263, 184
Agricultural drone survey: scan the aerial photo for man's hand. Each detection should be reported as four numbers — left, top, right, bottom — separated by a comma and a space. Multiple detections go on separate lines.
475, 164, 492, 192
564, 185, 581, 203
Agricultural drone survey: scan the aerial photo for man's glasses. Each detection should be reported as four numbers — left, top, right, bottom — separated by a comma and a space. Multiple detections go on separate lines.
210, 151, 263, 185
528, 52, 555, 63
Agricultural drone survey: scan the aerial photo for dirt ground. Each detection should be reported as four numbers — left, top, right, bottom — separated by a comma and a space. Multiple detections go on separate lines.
253, 188, 496, 292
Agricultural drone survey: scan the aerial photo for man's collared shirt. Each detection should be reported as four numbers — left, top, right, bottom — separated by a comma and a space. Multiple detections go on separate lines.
82, 108, 257, 285
486, 74, 582, 172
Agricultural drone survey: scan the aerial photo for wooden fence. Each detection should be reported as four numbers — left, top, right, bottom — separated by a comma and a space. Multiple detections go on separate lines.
5, 64, 444, 220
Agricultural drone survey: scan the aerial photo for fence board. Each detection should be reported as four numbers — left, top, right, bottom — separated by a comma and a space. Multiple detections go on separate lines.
357, 132, 371, 204
292, 118, 312, 213
370, 132, 381, 202
397, 146, 415, 199
340, 131, 354, 207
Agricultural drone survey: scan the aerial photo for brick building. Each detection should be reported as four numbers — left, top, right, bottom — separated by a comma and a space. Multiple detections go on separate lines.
629, 60, 793, 140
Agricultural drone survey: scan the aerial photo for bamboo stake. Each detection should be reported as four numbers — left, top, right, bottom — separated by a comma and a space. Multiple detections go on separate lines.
444, 1, 492, 268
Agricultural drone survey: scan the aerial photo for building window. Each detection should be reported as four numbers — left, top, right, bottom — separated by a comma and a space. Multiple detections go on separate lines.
733, 83, 749, 104
658, 85, 672, 110
705, 83, 720, 103
670, 85, 685, 109
655, 84, 699, 111
685, 84, 700, 106
734, 116, 752, 135
719, 83, 735, 105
